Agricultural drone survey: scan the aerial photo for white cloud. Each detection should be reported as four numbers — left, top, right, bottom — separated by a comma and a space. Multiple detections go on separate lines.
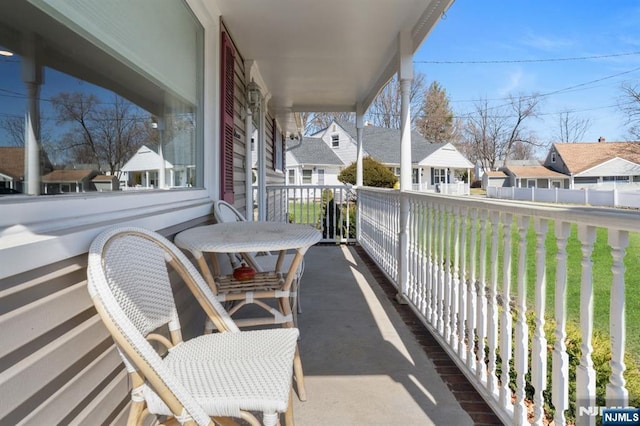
499, 69, 524, 95
521, 32, 574, 51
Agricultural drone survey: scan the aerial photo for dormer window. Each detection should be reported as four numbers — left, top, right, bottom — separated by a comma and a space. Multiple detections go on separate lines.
331, 134, 339, 148
551, 151, 556, 163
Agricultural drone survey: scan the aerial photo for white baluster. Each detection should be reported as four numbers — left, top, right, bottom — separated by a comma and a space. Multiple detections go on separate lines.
425, 202, 433, 321
532, 218, 548, 424
476, 210, 488, 384
576, 225, 596, 426
451, 206, 461, 351
444, 205, 453, 342
438, 204, 446, 335
606, 229, 629, 407
500, 213, 514, 410
458, 207, 467, 358
553, 222, 571, 425
467, 208, 478, 372
487, 211, 500, 397
513, 216, 529, 425
431, 204, 440, 327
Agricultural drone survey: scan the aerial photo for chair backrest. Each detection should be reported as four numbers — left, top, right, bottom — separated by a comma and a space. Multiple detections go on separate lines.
213, 199, 246, 223
87, 227, 239, 424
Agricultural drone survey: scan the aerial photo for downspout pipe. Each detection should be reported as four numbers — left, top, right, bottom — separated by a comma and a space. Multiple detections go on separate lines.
245, 107, 254, 221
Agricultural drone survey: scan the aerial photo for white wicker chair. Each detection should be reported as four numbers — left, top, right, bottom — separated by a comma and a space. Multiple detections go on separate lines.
87, 227, 299, 426
212, 200, 305, 323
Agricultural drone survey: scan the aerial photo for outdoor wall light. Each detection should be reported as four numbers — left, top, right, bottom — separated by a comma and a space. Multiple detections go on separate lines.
247, 81, 262, 115
0, 48, 14, 57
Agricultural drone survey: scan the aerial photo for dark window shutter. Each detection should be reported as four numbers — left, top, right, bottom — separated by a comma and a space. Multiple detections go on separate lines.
220, 32, 235, 203
272, 118, 277, 170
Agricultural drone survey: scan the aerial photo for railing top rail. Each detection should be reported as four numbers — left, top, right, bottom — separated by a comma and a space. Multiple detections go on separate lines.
265, 184, 353, 190
358, 187, 640, 232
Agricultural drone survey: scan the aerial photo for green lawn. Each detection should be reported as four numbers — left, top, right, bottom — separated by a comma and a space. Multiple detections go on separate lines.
482, 221, 640, 361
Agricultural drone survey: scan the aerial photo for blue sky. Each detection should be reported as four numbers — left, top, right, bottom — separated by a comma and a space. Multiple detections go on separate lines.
414, 1, 640, 144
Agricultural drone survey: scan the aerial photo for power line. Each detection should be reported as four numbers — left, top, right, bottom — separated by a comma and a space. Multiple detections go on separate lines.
415, 51, 640, 64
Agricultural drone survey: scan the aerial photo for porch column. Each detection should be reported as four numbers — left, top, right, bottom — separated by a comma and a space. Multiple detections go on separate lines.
356, 109, 364, 187
245, 107, 254, 221
356, 107, 364, 242
22, 34, 42, 195
156, 117, 166, 189
397, 29, 413, 303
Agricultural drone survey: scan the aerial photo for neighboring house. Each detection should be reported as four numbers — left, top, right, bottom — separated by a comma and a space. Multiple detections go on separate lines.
303, 120, 473, 192
0, 146, 53, 193
286, 137, 344, 185
501, 164, 570, 189
120, 145, 175, 189
482, 170, 509, 189
545, 139, 640, 188
92, 174, 120, 192
42, 169, 99, 194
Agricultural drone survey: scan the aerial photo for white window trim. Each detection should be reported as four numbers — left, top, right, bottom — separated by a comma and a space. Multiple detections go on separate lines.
0, 2, 219, 280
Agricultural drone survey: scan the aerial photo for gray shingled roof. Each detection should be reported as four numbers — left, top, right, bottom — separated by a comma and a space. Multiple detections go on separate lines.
335, 120, 448, 164
286, 137, 345, 165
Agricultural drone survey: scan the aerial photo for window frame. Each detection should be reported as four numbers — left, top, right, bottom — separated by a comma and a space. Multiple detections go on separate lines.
302, 169, 313, 184
331, 134, 339, 148
0, 0, 215, 281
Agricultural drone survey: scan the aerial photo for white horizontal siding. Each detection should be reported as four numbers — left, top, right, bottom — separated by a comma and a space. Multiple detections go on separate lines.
419, 144, 473, 168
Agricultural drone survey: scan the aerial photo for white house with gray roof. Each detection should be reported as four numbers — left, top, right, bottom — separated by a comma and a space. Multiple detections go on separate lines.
286, 137, 345, 185
294, 119, 473, 193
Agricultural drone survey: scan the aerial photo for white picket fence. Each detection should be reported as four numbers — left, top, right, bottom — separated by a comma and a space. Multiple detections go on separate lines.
358, 187, 640, 425
487, 186, 640, 209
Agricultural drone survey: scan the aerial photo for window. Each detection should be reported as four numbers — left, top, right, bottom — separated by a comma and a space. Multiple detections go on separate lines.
302, 169, 312, 184
432, 168, 447, 185
551, 151, 556, 163
0, 0, 203, 196
288, 169, 295, 185
317, 169, 325, 185
331, 134, 339, 148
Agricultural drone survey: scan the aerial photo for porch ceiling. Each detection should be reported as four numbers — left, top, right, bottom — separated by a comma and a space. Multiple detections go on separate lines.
215, 0, 453, 133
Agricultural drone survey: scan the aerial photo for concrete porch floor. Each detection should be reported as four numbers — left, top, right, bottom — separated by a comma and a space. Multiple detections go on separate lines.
290, 245, 502, 425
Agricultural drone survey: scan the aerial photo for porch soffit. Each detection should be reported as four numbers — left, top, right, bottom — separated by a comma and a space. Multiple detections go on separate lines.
216, 0, 453, 133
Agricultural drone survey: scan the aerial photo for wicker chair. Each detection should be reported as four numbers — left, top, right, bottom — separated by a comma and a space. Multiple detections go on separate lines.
87, 227, 299, 426
212, 200, 305, 323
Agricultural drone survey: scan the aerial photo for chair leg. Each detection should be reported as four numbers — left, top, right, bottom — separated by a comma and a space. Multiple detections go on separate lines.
293, 346, 306, 401
285, 385, 294, 426
126, 400, 146, 426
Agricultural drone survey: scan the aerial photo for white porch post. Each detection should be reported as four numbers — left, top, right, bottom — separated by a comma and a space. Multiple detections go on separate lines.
356, 109, 364, 187
245, 107, 254, 221
397, 30, 413, 303
157, 117, 166, 189
23, 34, 42, 195
356, 107, 364, 242
257, 93, 269, 221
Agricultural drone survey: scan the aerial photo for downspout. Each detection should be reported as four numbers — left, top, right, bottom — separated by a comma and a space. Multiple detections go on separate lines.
257, 95, 268, 221
245, 107, 254, 221
397, 29, 413, 304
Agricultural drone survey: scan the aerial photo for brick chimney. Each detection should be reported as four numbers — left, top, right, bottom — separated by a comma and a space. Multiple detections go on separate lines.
598, 136, 605, 143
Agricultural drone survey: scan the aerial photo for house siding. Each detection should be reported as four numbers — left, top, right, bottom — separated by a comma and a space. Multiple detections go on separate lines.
321, 125, 359, 165
0, 218, 210, 425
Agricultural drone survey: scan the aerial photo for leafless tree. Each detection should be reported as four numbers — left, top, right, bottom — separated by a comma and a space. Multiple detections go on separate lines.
555, 110, 591, 142
415, 81, 455, 143
0, 116, 25, 147
367, 73, 427, 129
51, 92, 148, 175
620, 82, 640, 139
460, 94, 542, 170
302, 112, 355, 135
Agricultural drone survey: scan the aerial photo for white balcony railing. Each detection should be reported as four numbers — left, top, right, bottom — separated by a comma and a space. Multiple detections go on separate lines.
358, 187, 640, 425
262, 184, 356, 244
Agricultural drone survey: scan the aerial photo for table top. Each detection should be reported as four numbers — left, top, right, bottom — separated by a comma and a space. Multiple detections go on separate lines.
174, 221, 322, 254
